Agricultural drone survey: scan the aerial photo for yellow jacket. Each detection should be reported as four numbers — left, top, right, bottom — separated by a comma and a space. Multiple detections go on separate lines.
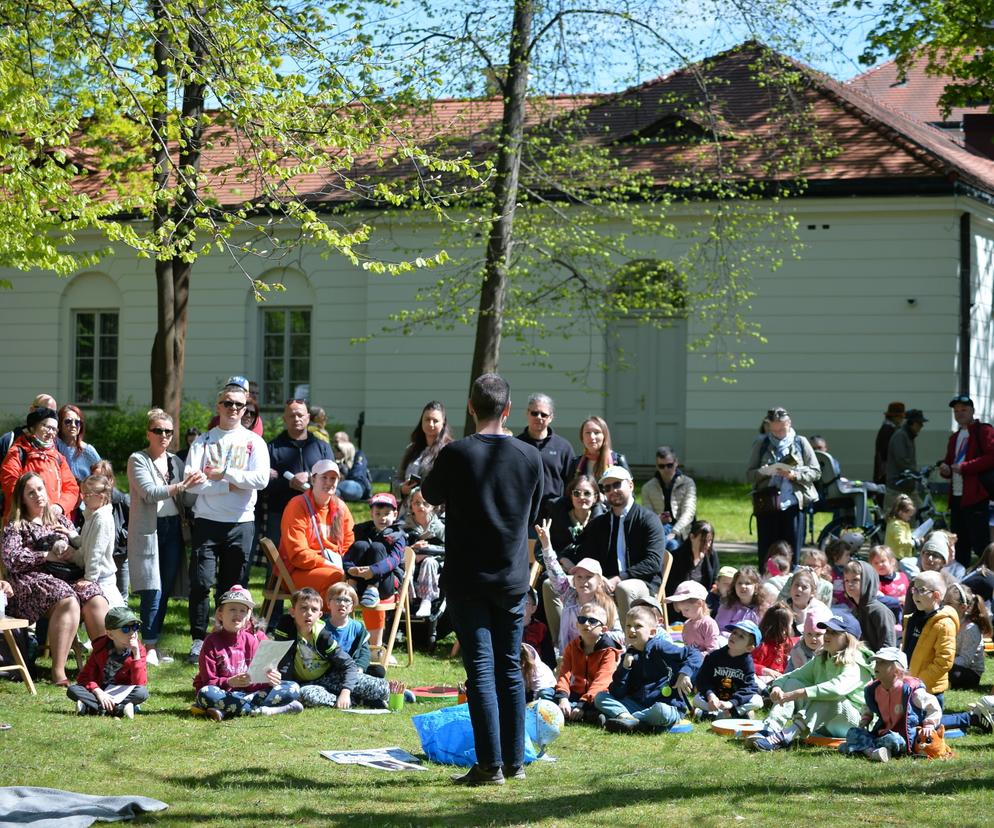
908, 605, 959, 694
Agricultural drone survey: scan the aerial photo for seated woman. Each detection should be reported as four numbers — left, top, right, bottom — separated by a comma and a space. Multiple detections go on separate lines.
665, 520, 720, 622
1, 408, 79, 522
279, 459, 354, 606
566, 416, 629, 483
56, 404, 101, 485
0, 472, 109, 685
332, 432, 372, 503
402, 487, 445, 618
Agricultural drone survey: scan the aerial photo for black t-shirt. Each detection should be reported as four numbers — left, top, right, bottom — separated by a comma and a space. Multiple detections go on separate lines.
421, 433, 543, 597
515, 428, 574, 502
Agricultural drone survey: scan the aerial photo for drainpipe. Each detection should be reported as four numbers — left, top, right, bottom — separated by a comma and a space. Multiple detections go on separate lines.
959, 212, 971, 395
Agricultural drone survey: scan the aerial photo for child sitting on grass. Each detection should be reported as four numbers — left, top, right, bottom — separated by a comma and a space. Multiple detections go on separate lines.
715, 566, 762, 631
693, 620, 763, 721
764, 543, 792, 594
193, 586, 302, 721
839, 647, 941, 762
944, 582, 992, 689
553, 602, 621, 722
323, 582, 386, 679
707, 566, 736, 617
903, 571, 958, 699
274, 587, 392, 709
751, 601, 797, 685
522, 587, 556, 670
788, 606, 830, 670
521, 641, 557, 702
843, 560, 897, 651
666, 580, 719, 654
594, 606, 701, 734
67, 606, 147, 719
748, 614, 873, 752
869, 544, 910, 606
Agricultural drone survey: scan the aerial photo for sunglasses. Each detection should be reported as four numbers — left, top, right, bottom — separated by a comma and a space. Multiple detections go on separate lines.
117, 623, 140, 635
656, 462, 675, 469
220, 400, 246, 410
571, 489, 595, 498
599, 481, 625, 492
149, 427, 174, 436
766, 407, 789, 420
62, 418, 81, 426
576, 615, 605, 627
528, 410, 551, 419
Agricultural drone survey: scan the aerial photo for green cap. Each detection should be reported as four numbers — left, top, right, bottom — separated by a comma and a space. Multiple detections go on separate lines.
105, 606, 140, 631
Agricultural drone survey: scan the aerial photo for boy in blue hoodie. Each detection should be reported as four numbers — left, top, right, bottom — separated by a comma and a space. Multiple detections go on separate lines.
343, 492, 407, 608
594, 605, 702, 733
693, 620, 764, 721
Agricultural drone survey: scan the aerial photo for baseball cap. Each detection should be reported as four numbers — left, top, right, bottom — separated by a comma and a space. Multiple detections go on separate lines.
665, 580, 709, 603
716, 566, 738, 580
872, 646, 908, 670
369, 492, 399, 510
310, 459, 341, 477
598, 466, 632, 484
949, 394, 974, 408
224, 375, 250, 392
817, 614, 861, 638
218, 585, 255, 609
725, 619, 762, 647
104, 606, 140, 631
571, 557, 603, 577
630, 596, 664, 616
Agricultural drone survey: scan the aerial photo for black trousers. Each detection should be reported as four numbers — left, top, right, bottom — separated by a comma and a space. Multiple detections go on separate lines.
756, 505, 804, 569
189, 518, 255, 640
950, 497, 989, 568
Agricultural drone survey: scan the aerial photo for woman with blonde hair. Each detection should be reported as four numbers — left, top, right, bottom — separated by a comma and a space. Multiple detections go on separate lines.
566, 416, 629, 483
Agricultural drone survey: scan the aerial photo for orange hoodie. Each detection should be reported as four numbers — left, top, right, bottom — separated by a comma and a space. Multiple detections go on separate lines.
555, 634, 621, 704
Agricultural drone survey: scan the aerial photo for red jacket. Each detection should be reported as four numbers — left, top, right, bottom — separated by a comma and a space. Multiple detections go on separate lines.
554, 634, 621, 704
0, 433, 80, 520
77, 635, 148, 691
940, 421, 994, 507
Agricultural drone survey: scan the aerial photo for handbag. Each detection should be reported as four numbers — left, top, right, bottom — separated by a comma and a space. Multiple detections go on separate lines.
45, 560, 85, 582
751, 487, 781, 516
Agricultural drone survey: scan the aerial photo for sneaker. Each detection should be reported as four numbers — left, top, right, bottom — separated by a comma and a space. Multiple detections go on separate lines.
970, 695, 994, 732
503, 764, 526, 781
206, 708, 225, 722
360, 586, 380, 608
747, 728, 795, 752
158, 654, 174, 664
596, 713, 609, 729
145, 649, 159, 667
605, 715, 640, 734
76, 701, 85, 716
404, 689, 416, 704
451, 764, 505, 787
867, 747, 890, 763
187, 639, 203, 664
415, 598, 433, 618
122, 703, 135, 720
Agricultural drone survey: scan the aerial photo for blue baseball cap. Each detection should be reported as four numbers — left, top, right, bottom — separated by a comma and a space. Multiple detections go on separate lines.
725, 619, 762, 647
817, 614, 862, 638
224, 375, 250, 392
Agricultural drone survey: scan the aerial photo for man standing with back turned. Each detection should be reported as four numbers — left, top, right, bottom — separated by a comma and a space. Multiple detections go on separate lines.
422, 374, 544, 786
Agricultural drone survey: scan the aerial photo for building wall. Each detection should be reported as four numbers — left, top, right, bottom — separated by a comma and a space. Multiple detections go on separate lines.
0, 194, 971, 480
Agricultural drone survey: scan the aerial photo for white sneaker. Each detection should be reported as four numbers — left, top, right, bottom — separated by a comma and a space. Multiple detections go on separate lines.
187, 639, 203, 664
122, 703, 135, 720
972, 695, 994, 730
145, 649, 159, 667
416, 598, 433, 618
867, 747, 889, 763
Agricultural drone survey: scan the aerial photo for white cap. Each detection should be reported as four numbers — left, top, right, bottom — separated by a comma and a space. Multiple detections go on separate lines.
598, 465, 632, 484
665, 580, 709, 603
311, 459, 341, 477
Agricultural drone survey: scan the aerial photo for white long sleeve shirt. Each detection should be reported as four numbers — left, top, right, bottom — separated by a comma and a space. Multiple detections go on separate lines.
184, 426, 270, 523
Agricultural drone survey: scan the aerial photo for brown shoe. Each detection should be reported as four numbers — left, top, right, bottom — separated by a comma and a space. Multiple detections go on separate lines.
451, 764, 505, 786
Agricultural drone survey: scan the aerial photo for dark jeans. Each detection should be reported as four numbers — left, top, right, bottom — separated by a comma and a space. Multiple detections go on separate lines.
950, 497, 988, 568
344, 540, 396, 599
756, 505, 804, 569
189, 518, 255, 640
448, 592, 526, 770
139, 514, 185, 644
67, 684, 149, 715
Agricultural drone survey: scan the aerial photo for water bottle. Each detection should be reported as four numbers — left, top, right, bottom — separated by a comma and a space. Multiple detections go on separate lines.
283, 470, 311, 490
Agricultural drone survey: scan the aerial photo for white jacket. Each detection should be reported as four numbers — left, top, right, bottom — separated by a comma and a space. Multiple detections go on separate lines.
641, 472, 697, 541
185, 426, 270, 523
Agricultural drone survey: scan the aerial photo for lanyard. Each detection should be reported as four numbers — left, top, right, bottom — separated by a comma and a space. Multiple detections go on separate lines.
303, 492, 333, 548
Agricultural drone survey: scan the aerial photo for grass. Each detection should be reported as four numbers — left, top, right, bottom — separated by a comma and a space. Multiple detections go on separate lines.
3, 485, 985, 826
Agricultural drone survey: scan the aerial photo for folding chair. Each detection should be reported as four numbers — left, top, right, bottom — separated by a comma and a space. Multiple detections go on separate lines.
654, 548, 674, 629
368, 547, 416, 671
0, 617, 37, 695
259, 538, 297, 627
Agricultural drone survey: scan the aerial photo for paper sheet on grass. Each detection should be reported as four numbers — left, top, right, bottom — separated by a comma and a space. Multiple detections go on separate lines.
246, 640, 293, 683
320, 747, 425, 772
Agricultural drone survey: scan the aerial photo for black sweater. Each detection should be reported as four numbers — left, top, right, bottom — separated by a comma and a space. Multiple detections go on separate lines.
421, 433, 543, 597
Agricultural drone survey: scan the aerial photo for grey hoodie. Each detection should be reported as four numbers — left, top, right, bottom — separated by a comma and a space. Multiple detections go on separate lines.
852, 560, 896, 651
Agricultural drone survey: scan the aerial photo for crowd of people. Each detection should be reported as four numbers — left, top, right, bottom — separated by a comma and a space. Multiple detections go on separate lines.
2, 381, 994, 779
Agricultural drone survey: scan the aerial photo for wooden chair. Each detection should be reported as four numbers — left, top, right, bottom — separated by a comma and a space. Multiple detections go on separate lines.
259, 538, 297, 627
365, 547, 416, 671
0, 618, 37, 695
654, 548, 674, 629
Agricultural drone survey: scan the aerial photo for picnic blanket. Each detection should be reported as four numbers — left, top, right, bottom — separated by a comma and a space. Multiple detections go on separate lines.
0, 786, 167, 827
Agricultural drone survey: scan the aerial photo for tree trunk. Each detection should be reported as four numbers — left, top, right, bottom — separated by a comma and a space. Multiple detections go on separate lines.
464, 0, 533, 435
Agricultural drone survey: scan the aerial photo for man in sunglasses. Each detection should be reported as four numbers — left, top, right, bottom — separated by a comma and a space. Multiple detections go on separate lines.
183, 383, 270, 663
938, 394, 994, 567
515, 393, 574, 504
579, 466, 665, 622
640, 446, 696, 552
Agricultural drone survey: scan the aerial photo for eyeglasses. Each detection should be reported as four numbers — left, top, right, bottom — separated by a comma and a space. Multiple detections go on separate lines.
149, 427, 174, 436
656, 462, 675, 469
242, 409, 258, 418
528, 410, 551, 419
37, 423, 57, 432
117, 623, 140, 635
331, 597, 354, 605
576, 615, 605, 627
571, 489, 595, 498
62, 418, 81, 426
220, 400, 246, 410
599, 481, 625, 492
911, 586, 935, 596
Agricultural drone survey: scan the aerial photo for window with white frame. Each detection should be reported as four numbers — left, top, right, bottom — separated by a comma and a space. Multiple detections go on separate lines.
260, 308, 311, 406
73, 310, 119, 405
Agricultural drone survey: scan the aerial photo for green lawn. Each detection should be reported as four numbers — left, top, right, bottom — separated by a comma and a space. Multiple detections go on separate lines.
3, 485, 986, 826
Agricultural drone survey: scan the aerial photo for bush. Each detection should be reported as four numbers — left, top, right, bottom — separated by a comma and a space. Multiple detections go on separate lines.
85, 399, 215, 471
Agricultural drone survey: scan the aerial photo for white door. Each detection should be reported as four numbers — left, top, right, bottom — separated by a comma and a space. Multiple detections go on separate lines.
605, 319, 687, 464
